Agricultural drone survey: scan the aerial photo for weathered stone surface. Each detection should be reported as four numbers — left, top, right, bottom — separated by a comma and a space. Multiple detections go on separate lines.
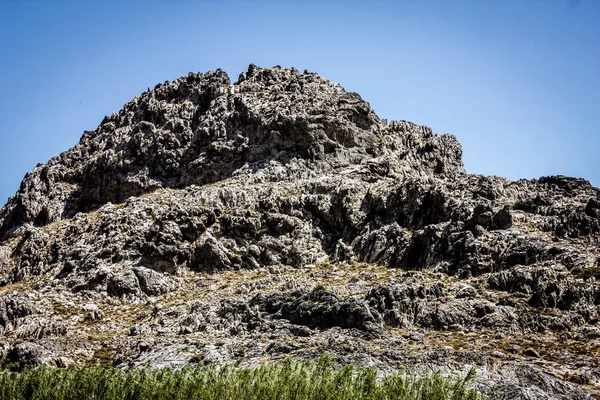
0, 64, 598, 399
0, 294, 34, 335
6, 342, 75, 369
133, 267, 173, 296
253, 287, 383, 334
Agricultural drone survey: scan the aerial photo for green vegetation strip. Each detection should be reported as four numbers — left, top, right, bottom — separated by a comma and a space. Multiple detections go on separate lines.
0, 358, 481, 400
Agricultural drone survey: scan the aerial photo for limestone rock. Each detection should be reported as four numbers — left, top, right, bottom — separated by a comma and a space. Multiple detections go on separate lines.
0, 64, 598, 399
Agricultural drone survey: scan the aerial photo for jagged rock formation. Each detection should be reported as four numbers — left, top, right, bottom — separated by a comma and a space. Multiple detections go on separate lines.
0, 64, 599, 399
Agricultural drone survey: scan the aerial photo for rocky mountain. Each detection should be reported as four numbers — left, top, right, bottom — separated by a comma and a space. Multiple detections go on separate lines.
0, 64, 599, 399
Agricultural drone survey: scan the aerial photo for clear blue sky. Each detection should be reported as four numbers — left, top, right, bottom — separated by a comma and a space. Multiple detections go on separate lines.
1, 1, 598, 204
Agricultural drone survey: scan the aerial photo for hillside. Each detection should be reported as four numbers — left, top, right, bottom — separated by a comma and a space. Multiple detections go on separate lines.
0, 64, 599, 399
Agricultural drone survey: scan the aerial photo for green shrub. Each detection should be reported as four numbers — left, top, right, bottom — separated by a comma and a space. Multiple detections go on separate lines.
0, 357, 482, 400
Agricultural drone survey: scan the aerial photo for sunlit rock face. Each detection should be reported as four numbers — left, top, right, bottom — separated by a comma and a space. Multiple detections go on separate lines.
0, 64, 598, 399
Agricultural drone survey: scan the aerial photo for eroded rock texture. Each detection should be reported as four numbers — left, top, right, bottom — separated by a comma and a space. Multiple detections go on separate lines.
0, 65, 598, 399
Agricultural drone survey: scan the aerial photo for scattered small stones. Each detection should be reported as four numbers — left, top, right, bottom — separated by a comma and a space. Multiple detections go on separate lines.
456, 285, 476, 299
490, 350, 507, 359
407, 331, 425, 342
85, 310, 105, 321
129, 324, 150, 336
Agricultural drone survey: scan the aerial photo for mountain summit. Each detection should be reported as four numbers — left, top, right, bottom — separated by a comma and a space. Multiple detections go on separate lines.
0, 64, 463, 236
0, 65, 599, 399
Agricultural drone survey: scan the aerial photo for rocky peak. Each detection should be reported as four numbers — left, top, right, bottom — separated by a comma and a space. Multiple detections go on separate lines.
0, 64, 463, 237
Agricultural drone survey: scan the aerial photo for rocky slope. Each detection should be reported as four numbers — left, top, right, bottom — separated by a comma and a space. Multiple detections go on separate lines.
0, 64, 599, 399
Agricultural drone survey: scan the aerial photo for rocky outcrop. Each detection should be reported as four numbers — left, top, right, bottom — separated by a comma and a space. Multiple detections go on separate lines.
0, 65, 463, 238
253, 287, 383, 334
0, 295, 34, 335
0, 65, 598, 399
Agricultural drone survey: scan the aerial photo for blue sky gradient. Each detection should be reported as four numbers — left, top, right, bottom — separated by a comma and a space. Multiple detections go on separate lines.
1, 1, 598, 203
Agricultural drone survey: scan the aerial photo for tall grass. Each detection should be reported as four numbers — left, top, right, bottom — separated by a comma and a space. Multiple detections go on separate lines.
0, 357, 481, 400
